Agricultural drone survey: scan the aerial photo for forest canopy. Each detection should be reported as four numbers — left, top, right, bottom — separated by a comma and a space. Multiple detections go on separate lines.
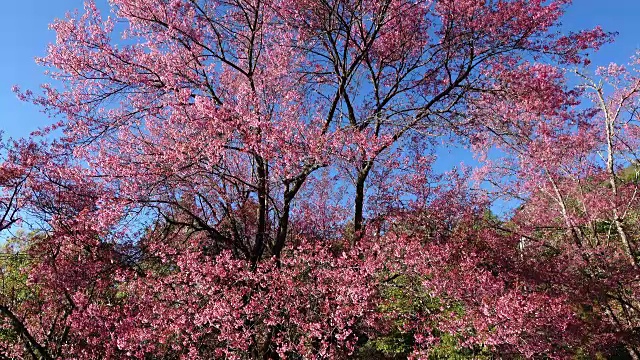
1, 0, 640, 359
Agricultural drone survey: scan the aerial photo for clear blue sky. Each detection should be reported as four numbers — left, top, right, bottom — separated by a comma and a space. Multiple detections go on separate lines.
1, 1, 640, 138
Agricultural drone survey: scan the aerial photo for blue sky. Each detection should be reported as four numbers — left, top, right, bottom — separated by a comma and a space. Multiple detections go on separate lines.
1, 1, 640, 139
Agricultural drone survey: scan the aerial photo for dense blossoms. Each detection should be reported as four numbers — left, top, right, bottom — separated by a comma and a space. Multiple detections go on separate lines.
1, 0, 639, 359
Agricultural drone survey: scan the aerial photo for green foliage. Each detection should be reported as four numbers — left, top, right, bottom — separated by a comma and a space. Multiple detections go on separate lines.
0, 231, 36, 344
619, 163, 640, 184
359, 274, 494, 359
359, 330, 414, 359
428, 333, 493, 360
0, 231, 34, 304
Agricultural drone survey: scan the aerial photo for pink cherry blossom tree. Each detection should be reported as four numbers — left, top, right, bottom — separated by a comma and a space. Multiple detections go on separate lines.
4, 0, 637, 359
470, 52, 640, 359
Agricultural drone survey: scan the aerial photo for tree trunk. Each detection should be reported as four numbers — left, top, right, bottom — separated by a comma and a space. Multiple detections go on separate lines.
253, 156, 268, 267
353, 161, 373, 239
